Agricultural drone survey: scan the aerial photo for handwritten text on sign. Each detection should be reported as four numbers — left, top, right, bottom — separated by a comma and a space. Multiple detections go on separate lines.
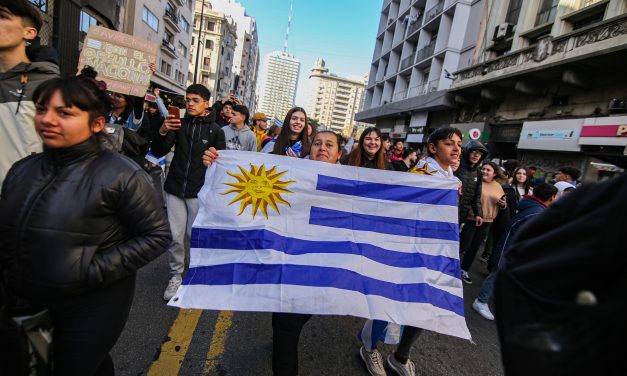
78, 26, 157, 96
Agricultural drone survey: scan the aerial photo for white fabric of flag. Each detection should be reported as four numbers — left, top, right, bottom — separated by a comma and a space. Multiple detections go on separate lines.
169, 151, 470, 340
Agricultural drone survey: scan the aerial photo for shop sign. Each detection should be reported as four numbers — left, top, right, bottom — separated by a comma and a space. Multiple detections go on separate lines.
523, 130, 576, 140
409, 127, 424, 134
469, 128, 481, 140
580, 124, 627, 137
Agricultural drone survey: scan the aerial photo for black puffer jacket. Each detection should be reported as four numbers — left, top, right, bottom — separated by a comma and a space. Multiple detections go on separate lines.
454, 140, 488, 222
151, 114, 225, 198
0, 139, 171, 301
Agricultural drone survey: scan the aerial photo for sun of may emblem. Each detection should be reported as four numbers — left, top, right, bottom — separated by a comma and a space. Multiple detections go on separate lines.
222, 164, 295, 219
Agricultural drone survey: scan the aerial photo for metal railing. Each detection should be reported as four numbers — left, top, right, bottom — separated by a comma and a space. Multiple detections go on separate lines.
415, 42, 436, 62
425, 1, 444, 23
407, 79, 440, 97
406, 15, 424, 36
400, 52, 416, 70
165, 10, 180, 24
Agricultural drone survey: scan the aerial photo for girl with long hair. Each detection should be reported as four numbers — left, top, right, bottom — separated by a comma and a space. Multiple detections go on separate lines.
512, 166, 532, 201
342, 127, 391, 170
260, 107, 310, 157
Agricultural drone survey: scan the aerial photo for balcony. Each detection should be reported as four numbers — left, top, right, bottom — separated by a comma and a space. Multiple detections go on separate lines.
424, 1, 444, 24
164, 11, 181, 32
406, 15, 423, 37
400, 52, 416, 71
415, 42, 436, 63
393, 89, 407, 101
451, 13, 627, 92
161, 40, 177, 58
408, 79, 439, 97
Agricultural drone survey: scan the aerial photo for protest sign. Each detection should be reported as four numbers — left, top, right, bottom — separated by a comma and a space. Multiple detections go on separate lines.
78, 26, 157, 96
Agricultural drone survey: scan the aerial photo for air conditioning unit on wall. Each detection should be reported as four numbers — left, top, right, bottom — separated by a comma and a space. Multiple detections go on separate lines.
493, 23, 514, 41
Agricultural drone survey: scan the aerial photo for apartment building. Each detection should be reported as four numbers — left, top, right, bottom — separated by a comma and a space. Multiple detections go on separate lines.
356, 0, 485, 145
119, 0, 195, 95
188, 1, 237, 102
450, 0, 627, 180
258, 51, 301, 122
209, 0, 261, 109
308, 59, 367, 135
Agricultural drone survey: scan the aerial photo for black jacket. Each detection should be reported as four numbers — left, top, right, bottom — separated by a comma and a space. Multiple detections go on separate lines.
494, 173, 627, 375
151, 114, 225, 198
0, 139, 170, 301
454, 140, 487, 221
340, 154, 393, 170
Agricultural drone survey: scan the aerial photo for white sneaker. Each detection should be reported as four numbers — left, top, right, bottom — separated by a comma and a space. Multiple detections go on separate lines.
472, 299, 494, 320
387, 353, 416, 376
359, 346, 387, 376
163, 275, 182, 301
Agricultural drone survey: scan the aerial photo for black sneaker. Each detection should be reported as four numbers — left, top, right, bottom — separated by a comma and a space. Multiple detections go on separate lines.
461, 270, 472, 284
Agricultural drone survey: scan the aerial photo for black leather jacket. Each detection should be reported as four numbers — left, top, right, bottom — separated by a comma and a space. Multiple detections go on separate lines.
454, 140, 488, 221
0, 139, 171, 301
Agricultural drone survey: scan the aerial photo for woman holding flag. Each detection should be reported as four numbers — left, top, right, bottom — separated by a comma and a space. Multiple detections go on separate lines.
202, 130, 345, 376
260, 107, 311, 157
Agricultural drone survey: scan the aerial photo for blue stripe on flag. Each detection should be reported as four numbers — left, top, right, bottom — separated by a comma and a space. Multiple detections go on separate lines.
183, 263, 464, 316
316, 175, 458, 207
309, 207, 459, 241
191, 228, 460, 277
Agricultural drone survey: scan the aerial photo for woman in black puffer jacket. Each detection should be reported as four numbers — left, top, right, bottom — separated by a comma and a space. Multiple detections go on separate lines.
0, 77, 171, 376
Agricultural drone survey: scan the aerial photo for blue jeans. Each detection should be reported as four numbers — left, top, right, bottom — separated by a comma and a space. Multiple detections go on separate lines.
477, 270, 497, 303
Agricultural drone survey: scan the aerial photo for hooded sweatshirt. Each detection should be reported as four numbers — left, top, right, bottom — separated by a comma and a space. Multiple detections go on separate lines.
0, 60, 60, 191
223, 123, 257, 151
454, 140, 488, 222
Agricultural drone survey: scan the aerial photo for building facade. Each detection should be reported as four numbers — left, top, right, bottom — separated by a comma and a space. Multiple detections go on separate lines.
308, 59, 367, 135
356, 0, 485, 145
450, 0, 627, 181
209, 0, 260, 109
119, 0, 195, 95
30, 0, 121, 77
258, 51, 301, 122
188, 1, 237, 102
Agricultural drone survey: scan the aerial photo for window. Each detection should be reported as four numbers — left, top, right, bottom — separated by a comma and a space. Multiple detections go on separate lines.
142, 6, 159, 32
191, 37, 195, 45
164, 30, 174, 44
160, 60, 172, 76
79, 11, 100, 45
179, 16, 189, 33
535, 0, 559, 26
29, 0, 47, 13
206, 21, 215, 31
203, 57, 211, 67
205, 39, 214, 49
505, 0, 523, 25
165, 2, 175, 17
177, 42, 187, 58
194, 17, 200, 28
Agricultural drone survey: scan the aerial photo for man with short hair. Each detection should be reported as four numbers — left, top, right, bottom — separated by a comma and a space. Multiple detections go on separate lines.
223, 104, 256, 151
0, 0, 59, 191
472, 183, 558, 320
554, 165, 580, 199
251, 111, 268, 151
151, 84, 225, 301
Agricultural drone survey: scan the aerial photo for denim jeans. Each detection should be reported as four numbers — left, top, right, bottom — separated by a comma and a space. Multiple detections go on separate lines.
477, 270, 497, 303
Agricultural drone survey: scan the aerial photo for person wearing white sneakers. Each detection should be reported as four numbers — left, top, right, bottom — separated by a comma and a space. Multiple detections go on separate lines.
472, 183, 557, 321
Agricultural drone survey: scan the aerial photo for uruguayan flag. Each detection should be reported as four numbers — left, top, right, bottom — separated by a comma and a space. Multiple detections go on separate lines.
169, 151, 470, 340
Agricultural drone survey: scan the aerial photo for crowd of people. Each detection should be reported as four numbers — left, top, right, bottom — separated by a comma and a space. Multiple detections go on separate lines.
0, 1, 619, 376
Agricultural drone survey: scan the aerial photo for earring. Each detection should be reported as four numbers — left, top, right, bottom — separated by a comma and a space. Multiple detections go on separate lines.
25, 41, 32, 46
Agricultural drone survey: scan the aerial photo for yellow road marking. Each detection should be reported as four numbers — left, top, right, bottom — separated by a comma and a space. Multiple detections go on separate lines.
203, 311, 234, 374
147, 309, 202, 376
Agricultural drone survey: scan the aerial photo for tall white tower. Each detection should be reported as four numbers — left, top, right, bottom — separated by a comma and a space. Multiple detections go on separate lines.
258, 51, 301, 122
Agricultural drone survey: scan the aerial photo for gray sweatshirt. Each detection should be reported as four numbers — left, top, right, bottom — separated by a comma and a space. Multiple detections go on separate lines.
223, 124, 257, 151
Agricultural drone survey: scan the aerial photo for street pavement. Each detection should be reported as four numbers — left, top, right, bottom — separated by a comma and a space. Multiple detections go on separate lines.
112, 253, 504, 376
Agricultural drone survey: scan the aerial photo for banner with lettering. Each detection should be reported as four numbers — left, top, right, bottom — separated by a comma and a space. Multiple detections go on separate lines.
78, 26, 157, 96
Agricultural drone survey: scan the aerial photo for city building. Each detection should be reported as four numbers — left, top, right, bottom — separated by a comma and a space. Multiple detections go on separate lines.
356, 0, 486, 146
209, 0, 260, 109
450, 0, 627, 180
188, 1, 237, 102
119, 0, 195, 95
308, 59, 367, 135
29, 0, 121, 76
258, 51, 301, 122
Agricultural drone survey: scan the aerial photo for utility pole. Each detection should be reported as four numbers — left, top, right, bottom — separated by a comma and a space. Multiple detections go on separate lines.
193, 0, 206, 84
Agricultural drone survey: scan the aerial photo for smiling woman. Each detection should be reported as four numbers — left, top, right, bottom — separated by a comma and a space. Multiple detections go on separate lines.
342, 126, 392, 170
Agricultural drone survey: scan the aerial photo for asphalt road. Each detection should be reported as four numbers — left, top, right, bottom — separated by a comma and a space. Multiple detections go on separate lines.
112, 253, 503, 376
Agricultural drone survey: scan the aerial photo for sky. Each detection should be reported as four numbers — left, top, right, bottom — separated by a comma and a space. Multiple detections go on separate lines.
236, 0, 381, 109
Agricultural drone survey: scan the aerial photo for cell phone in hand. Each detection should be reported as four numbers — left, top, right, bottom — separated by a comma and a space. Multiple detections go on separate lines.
168, 105, 180, 120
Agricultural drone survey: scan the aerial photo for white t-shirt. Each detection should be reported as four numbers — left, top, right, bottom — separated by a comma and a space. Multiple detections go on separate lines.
554, 181, 576, 199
